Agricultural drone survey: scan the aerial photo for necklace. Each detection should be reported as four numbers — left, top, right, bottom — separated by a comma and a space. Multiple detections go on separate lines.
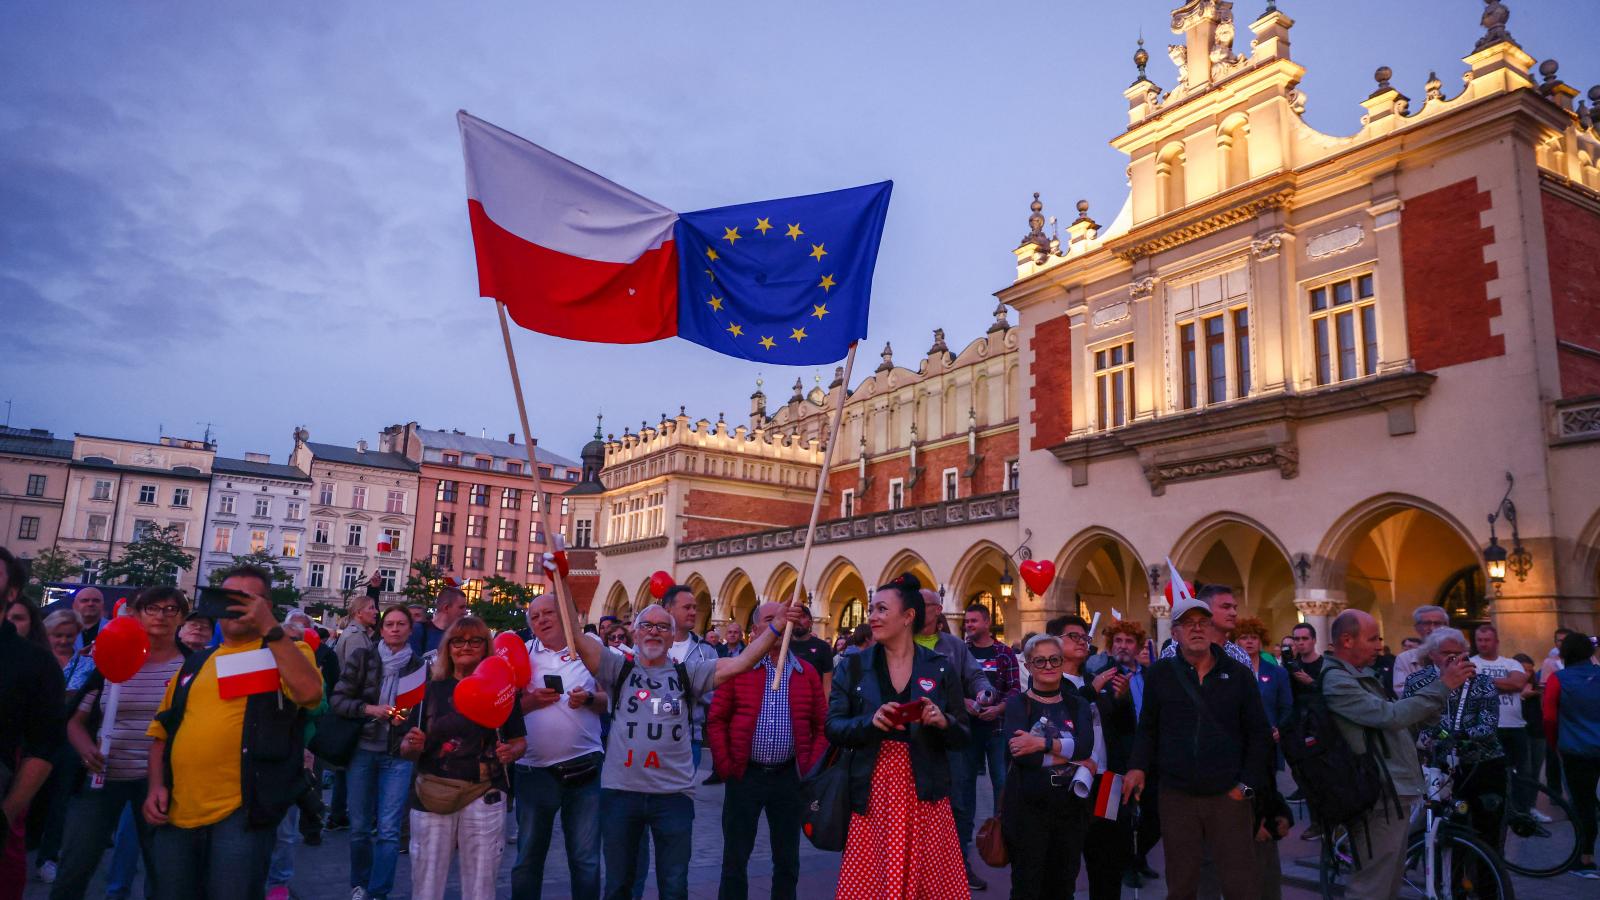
1030, 685, 1063, 698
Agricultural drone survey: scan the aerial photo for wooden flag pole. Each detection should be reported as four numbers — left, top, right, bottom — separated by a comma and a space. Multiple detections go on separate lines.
772, 340, 859, 688
496, 300, 580, 652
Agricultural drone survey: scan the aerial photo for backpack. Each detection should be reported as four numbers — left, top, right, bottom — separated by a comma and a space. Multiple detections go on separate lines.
1280, 667, 1398, 861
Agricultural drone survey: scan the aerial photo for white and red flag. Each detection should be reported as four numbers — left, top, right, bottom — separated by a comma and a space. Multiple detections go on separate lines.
1093, 772, 1124, 820
216, 648, 280, 700
394, 667, 427, 711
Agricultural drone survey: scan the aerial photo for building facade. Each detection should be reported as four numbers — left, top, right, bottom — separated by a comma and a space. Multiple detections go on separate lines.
57, 435, 216, 593
199, 453, 314, 588
291, 428, 419, 610
0, 427, 73, 564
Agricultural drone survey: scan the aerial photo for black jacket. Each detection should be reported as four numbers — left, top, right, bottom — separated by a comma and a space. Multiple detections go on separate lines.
329, 646, 427, 753
1083, 661, 1141, 774
1128, 645, 1273, 797
825, 643, 970, 814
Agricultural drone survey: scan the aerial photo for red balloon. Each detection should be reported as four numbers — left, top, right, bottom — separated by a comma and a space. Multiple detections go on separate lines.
473, 654, 515, 691
493, 633, 532, 687
93, 616, 150, 683
302, 628, 321, 651
1019, 559, 1056, 595
453, 670, 516, 728
648, 571, 675, 600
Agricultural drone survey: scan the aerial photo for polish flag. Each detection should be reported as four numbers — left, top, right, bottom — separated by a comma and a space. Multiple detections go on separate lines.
1093, 772, 1124, 820
216, 648, 280, 700
458, 110, 680, 344
394, 667, 427, 711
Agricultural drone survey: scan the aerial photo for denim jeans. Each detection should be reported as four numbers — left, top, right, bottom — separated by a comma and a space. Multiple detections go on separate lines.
629, 741, 699, 900
48, 780, 155, 900
601, 789, 694, 900
346, 749, 412, 899
105, 803, 146, 899
151, 806, 277, 900
267, 806, 300, 887
956, 721, 1008, 848
513, 763, 602, 900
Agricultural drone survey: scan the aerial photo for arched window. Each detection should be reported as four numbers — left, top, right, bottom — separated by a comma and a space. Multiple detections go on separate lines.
1436, 566, 1489, 633
966, 590, 1007, 638
837, 597, 865, 632
1158, 143, 1186, 215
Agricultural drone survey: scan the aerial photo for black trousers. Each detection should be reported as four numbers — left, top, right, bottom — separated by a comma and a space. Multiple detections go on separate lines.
1562, 752, 1600, 859
1455, 757, 1508, 852
1002, 781, 1088, 900
717, 762, 801, 900
1083, 802, 1136, 900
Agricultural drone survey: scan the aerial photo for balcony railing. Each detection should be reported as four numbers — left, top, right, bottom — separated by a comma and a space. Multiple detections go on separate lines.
674, 491, 1020, 564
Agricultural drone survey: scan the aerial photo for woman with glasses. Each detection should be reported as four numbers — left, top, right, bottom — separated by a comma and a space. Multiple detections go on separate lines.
332, 605, 425, 900
1001, 631, 1101, 898
1403, 627, 1503, 848
399, 617, 526, 900
50, 587, 188, 898
829, 573, 970, 899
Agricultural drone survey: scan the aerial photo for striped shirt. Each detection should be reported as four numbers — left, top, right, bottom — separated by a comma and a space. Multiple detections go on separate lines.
79, 655, 185, 781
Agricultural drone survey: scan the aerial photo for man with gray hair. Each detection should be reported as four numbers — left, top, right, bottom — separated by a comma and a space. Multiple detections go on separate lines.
1391, 605, 1449, 695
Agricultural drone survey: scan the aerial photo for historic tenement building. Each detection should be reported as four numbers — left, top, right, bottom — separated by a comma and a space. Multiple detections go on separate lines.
199, 454, 314, 588
292, 428, 419, 609
591, 1, 1600, 649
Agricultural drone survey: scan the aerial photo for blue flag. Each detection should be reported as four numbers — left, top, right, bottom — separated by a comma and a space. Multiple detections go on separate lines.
673, 181, 892, 364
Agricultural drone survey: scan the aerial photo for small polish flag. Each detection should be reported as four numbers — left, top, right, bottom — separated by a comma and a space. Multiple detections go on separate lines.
394, 667, 427, 711
1093, 772, 1124, 820
215, 648, 280, 700
1111, 608, 1122, 621
377, 536, 394, 553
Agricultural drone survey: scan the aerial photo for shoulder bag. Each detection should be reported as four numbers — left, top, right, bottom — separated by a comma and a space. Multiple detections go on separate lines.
308, 648, 369, 768
410, 684, 494, 815
799, 651, 862, 851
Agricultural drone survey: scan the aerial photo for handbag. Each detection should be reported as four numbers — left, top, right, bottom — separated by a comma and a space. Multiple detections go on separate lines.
308, 649, 369, 768
976, 778, 1009, 867
413, 772, 493, 814
800, 651, 862, 851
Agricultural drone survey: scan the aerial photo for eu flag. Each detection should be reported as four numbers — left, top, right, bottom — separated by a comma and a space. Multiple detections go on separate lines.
673, 181, 892, 365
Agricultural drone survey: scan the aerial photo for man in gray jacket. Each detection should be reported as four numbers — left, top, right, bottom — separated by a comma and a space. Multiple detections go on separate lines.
1322, 609, 1473, 899
919, 588, 995, 891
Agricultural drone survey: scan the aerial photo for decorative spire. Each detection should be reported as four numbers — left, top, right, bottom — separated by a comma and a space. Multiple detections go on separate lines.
750, 373, 765, 400
1371, 65, 1394, 96
790, 377, 804, 403
1021, 193, 1050, 256
1538, 58, 1559, 86
988, 301, 1012, 334
830, 365, 845, 389
1073, 199, 1092, 224
928, 328, 948, 356
1475, 0, 1516, 52
593, 414, 603, 441
1133, 36, 1150, 82
1425, 71, 1444, 101
877, 342, 894, 372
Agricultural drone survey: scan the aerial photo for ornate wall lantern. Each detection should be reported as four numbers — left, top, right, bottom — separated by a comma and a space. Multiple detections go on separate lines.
1484, 472, 1532, 596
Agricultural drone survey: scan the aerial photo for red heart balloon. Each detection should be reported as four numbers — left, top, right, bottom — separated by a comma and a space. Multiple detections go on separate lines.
453, 671, 515, 728
493, 633, 532, 687
302, 628, 321, 652
92, 616, 151, 684
648, 571, 675, 600
1019, 559, 1055, 595
473, 654, 515, 691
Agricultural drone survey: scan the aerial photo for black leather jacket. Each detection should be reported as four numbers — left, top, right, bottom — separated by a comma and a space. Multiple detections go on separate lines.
825, 643, 970, 814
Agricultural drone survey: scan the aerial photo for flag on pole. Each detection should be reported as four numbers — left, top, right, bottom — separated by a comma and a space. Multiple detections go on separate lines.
1093, 772, 1124, 820
458, 110, 891, 363
1111, 607, 1122, 621
394, 666, 427, 711
1166, 557, 1195, 605
216, 648, 280, 700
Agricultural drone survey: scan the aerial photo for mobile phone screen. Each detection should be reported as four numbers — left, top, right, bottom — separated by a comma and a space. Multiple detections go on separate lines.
544, 674, 564, 694
194, 586, 249, 620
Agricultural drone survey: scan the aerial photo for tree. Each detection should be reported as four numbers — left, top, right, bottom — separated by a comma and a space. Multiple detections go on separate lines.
100, 524, 194, 588
208, 549, 302, 609
478, 576, 544, 633
27, 544, 82, 586
403, 558, 449, 606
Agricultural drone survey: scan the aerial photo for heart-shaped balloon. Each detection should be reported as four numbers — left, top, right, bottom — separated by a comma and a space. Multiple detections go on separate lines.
453, 670, 515, 728
493, 632, 532, 687
93, 616, 151, 684
648, 571, 675, 600
1019, 559, 1055, 595
473, 654, 515, 691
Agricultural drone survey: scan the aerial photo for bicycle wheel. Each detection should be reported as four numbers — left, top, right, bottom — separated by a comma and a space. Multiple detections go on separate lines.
1501, 778, 1580, 877
1404, 825, 1516, 900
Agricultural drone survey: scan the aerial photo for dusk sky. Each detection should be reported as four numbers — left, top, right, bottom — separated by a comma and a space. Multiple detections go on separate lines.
4, 0, 1592, 462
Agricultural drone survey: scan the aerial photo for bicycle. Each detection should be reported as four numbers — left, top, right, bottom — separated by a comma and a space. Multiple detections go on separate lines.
1499, 776, 1580, 877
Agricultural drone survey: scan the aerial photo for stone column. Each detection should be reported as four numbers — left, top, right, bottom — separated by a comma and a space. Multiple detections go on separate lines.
1149, 595, 1172, 648
1294, 592, 1348, 652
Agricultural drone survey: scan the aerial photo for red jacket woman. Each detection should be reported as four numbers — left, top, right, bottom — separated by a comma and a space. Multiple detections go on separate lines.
706, 656, 829, 780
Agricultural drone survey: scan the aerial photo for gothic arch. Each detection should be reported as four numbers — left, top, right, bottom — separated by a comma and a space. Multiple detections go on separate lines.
603, 581, 630, 617
1049, 525, 1150, 632
717, 568, 759, 630
763, 562, 801, 605
1169, 511, 1296, 637
878, 548, 937, 593
682, 572, 714, 632
1314, 493, 1481, 586
816, 555, 869, 637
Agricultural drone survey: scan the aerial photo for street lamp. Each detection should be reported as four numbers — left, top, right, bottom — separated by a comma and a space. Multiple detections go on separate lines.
998, 567, 1014, 600
1484, 472, 1532, 596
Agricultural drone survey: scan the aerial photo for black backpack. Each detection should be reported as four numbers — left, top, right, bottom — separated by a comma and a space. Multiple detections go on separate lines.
1280, 667, 1398, 855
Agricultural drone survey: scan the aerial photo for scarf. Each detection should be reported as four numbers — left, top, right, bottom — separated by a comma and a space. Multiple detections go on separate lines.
377, 642, 413, 707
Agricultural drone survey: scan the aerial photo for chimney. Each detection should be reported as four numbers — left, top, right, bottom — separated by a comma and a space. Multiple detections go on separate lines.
508, 433, 516, 444
356, 440, 368, 453
244, 452, 270, 463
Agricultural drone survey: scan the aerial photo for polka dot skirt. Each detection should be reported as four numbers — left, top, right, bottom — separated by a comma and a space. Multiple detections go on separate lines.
836, 741, 971, 900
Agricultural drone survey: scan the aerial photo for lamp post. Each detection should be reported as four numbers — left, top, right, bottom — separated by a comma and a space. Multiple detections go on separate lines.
999, 567, 1014, 600
1484, 472, 1532, 597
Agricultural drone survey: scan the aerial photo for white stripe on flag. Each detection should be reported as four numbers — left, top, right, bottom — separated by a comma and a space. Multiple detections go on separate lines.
1095, 772, 1124, 820
214, 648, 276, 678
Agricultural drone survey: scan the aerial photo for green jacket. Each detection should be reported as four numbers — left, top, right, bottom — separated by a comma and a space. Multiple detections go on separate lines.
1321, 654, 1449, 798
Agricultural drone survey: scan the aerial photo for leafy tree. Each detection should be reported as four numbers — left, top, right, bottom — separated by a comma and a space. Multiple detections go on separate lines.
27, 544, 82, 586
477, 576, 545, 633
403, 558, 449, 606
208, 549, 302, 609
100, 524, 194, 588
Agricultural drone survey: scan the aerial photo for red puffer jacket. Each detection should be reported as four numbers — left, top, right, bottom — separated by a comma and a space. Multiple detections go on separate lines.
707, 659, 829, 780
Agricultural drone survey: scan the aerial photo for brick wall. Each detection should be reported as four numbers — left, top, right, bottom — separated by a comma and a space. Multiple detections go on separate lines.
1401, 178, 1505, 371
821, 431, 1018, 514
1029, 316, 1073, 450
1542, 191, 1600, 397
681, 489, 816, 541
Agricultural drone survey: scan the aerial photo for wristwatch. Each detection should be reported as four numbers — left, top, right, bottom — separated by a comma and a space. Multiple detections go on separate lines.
1236, 783, 1256, 800
264, 626, 287, 643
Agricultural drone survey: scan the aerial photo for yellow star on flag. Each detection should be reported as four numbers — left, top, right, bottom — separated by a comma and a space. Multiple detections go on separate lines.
812, 303, 829, 320
727, 323, 744, 337
706, 247, 719, 261
704, 268, 716, 282
759, 336, 776, 350
790, 326, 808, 342
722, 226, 741, 245
818, 274, 836, 292
707, 295, 723, 311
809, 243, 827, 261
785, 223, 803, 240
754, 217, 773, 235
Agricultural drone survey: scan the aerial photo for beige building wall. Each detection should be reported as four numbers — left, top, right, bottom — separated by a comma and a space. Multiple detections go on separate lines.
0, 428, 72, 563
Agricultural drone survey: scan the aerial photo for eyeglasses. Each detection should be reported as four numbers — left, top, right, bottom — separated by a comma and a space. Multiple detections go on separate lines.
606, 633, 626, 643
637, 622, 672, 634
448, 636, 488, 648
1029, 656, 1065, 669
140, 604, 184, 618
1061, 632, 1089, 644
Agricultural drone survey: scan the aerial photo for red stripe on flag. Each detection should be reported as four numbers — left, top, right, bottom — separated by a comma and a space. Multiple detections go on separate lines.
467, 200, 679, 344
216, 649, 281, 700
395, 668, 427, 711
1094, 772, 1123, 820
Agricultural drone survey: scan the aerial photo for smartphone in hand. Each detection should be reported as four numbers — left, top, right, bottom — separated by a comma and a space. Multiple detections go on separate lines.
543, 674, 565, 694
194, 586, 251, 620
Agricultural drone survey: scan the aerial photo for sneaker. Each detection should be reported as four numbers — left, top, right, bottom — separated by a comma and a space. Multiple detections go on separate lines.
38, 861, 58, 884
1571, 863, 1600, 880
966, 871, 988, 892
351, 888, 369, 900
1301, 824, 1324, 841
266, 887, 290, 900
1529, 808, 1553, 824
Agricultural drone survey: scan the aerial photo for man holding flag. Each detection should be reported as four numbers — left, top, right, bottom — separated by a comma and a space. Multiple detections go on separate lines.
143, 566, 324, 900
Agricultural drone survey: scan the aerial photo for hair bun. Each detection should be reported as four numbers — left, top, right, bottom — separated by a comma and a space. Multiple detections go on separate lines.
897, 572, 922, 592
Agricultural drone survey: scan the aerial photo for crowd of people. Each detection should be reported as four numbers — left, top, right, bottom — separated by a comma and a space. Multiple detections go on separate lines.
3, 539, 1599, 899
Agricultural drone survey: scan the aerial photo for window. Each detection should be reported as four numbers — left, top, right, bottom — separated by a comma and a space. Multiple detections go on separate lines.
501, 488, 521, 509
840, 488, 855, 518
507, 460, 522, 474
378, 568, 398, 593
466, 515, 487, 538
1204, 315, 1226, 404
1007, 459, 1020, 492
86, 514, 108, 541
381, 527, 402, 553
308, 563, 326, 589
318, 482, 334, 505
1234, 308, 1252, 396
341, 566, 360, 591
133, 518, 156, 540
888, 478, 905, 510
464, 547, 485, 571
1311, 274, 1378, 385
443, 453, 460, 466
281, 532, 299, 558
351, 486, 367, 509
469, 484, 489, 506
530, 522, 545, 544
313, 520, 330, 544
91, 479, 113, 501
434, 511, 454, 534
250, 529, 267, 553
169, 487, 189, 508
254, 497, 270, 517
560, 497, 570, 517
286, 500, 302, 520
496, 549, 516, 573
1094, 341, 1136, 428
499, 518, 518, 541
25, 474, 45, 497
431, 543, 453, 567
346, 523, 364, 547
18, 517, 39, 540
435, 480, 458, 503
386, 490, 405, 514
213, 526, 233, 553
219, 494, 236, 515
942, 468, 960, 502
574, 519, 593, 548
138, 484, 157, 504
474, 457, 491, 470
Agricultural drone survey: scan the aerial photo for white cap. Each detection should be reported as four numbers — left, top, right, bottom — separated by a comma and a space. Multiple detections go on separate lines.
1170, 596, 1213, 625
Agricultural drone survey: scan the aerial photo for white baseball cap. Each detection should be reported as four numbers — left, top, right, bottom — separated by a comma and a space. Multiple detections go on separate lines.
1170, 596, 1214, 626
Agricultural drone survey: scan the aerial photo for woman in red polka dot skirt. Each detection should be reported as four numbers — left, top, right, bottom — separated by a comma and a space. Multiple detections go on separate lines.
826, 574, 971, 900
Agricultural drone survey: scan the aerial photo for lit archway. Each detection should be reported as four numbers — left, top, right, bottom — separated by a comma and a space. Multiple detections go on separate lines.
764, 563, 801, 606
877, 549, 937, 594
633, 578, 657, 613
603, 581, 630, 618
949, 541, 1015, 640
682, 572, 714, 634
718, 569, 759, 631
1051, 527, 1149, 640
1171, 512, 1296, 640
817, 556, 868, 640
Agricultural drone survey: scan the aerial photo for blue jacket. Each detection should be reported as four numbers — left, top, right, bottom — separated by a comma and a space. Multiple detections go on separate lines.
1549, 662, 1600, 757
1253, 659, 1293, 729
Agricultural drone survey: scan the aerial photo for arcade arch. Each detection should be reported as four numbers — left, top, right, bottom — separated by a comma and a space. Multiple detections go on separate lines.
1171, 512, 1297, 640
816, 557, 869, 638
603, 581, 630, 618
718, 568, 759, 631
681, 572, 714, 633
1051, 527, 1148, 638
949, 541, 1015, 639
